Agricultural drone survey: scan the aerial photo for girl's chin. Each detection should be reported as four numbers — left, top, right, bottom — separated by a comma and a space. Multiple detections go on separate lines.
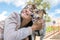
23, 17, 30, 20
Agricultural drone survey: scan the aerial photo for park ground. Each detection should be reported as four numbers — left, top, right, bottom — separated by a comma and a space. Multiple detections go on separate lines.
35, 26, 60, 40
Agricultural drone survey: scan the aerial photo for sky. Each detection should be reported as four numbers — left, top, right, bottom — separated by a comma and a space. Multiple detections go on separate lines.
0, 0, 60, 22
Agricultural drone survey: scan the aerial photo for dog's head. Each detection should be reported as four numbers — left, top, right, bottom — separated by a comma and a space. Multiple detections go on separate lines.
30, 9, 46, 23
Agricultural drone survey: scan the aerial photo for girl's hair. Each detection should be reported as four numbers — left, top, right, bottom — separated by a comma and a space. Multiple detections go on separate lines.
21, 4, 36, 13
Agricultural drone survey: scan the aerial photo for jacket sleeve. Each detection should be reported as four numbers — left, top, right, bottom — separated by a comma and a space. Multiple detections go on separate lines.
4, 13, 32, 40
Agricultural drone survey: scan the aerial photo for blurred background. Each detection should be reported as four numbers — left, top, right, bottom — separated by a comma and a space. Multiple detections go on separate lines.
0, 0, 60, 40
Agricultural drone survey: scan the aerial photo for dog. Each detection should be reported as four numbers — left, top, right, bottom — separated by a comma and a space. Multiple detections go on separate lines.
31, 9, 46, 40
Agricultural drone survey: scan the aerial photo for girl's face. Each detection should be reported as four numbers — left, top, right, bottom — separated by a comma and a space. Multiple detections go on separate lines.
21, 9, 32, 20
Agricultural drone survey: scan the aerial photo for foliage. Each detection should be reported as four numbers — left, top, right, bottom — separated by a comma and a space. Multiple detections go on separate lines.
27, 0, 50, 10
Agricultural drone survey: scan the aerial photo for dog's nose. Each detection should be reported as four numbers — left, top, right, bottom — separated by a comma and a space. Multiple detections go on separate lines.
37, 17, 40, 19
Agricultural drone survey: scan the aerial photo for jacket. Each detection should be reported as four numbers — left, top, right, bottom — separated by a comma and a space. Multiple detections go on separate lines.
4, 12, 32, 40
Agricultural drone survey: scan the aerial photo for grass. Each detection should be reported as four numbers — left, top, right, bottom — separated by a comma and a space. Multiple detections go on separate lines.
46, 26, 53, 32
46, 26, 60, 32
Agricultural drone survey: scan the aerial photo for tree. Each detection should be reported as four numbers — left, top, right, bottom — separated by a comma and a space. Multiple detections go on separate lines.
27, 0, 50, 10
44, 14, 51, 22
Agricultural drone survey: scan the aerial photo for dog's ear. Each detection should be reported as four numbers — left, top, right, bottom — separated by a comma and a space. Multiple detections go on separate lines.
41, 9, 46, 14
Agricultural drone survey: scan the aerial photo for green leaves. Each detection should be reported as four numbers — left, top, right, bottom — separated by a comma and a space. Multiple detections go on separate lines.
34, 0, 43, 5
44, 14, 51, 22
27, 0, 50, 10
27, 0, 33, 4
41, 2, 48, 9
